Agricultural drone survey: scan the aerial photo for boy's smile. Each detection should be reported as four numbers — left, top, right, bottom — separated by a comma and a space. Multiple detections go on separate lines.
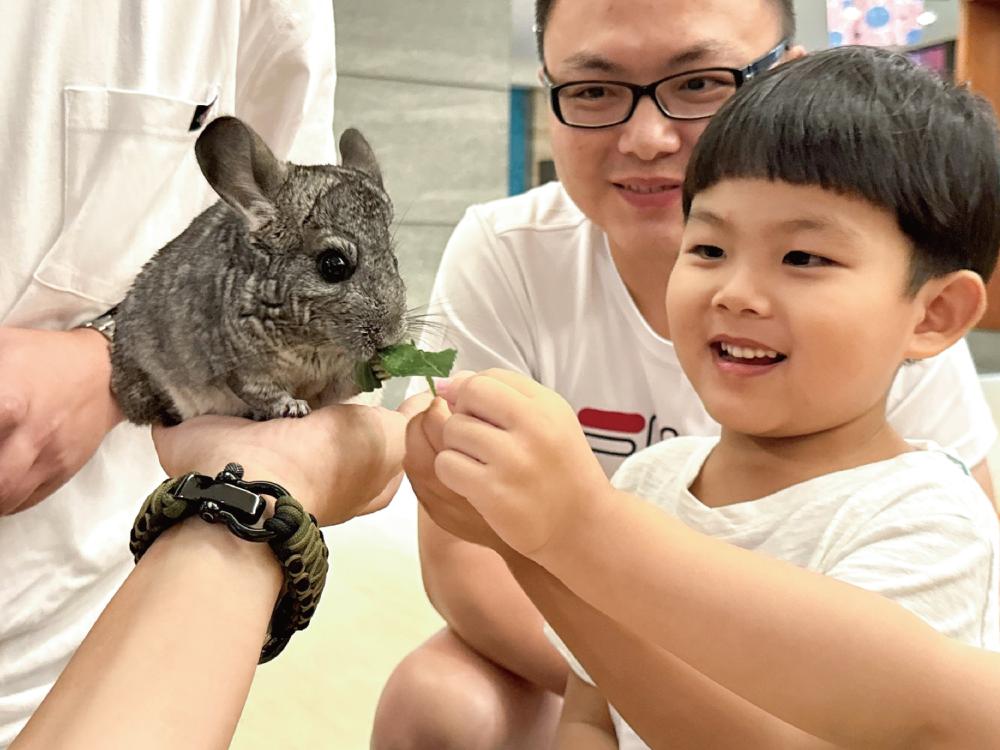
667, 178, 927, 441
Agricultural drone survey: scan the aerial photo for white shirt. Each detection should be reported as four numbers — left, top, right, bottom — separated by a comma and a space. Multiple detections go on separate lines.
0, 2, 335, 744
549, 437, 1000, 750
414, 181, 998, 477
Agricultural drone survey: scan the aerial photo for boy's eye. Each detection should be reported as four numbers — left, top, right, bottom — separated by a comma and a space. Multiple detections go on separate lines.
783, 250, 833, 267
691, 244, 725, 260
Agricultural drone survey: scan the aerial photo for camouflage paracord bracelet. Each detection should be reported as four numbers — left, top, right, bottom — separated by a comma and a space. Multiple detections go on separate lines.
130, 465, 330, 663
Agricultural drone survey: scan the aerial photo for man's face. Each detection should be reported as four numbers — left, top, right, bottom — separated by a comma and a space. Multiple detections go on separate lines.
666, 179, 925, 440
542, 0, 790, 258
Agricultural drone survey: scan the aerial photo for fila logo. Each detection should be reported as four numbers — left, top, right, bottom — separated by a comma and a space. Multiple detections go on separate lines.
578, 408, 678, 458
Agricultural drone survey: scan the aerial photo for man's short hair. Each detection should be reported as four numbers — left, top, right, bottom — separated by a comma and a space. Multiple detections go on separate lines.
683, 45, 1000, 290
534, 0, 796, 61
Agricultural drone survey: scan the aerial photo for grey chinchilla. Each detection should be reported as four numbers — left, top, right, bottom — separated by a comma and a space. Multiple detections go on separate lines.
111, 116, 408, 425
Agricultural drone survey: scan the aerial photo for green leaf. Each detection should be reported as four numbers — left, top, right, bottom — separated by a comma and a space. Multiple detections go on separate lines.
354, 360, 384, 393
378, 343, 457, 379
354, 343, 457, 393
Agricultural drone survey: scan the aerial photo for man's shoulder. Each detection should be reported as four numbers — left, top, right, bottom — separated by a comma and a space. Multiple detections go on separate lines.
466, 181, 590, 238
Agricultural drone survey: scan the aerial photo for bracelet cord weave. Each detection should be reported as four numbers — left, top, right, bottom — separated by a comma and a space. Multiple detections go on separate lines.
130, 476, 330, 663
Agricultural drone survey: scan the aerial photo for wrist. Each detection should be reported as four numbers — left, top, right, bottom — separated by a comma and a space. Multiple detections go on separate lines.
532, 481, 619, 572
71, 326, 125, 429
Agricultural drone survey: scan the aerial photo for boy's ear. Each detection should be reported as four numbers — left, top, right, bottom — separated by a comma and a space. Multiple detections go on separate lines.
785, 44, 807, 63
906, 270, 987, 360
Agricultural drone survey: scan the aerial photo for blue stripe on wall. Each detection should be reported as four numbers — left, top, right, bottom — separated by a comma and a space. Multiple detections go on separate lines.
509, 87, 531, 195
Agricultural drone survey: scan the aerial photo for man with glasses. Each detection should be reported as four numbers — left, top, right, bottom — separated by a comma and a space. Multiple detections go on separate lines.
371, 1, 997, 748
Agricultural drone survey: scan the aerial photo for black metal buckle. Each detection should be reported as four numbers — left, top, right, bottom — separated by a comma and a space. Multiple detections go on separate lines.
170, 463, 288, 542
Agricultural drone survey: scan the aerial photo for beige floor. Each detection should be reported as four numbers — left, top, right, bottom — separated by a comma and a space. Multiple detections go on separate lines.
231, 376, 1000, 749
231, 482, 443, 750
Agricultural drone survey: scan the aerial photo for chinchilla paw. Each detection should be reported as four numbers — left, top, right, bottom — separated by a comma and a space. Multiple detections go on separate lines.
280, 398, 312, 418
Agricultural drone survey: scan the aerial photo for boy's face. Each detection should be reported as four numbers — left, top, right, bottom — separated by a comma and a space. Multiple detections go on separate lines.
667, 179, 926, 438
542, 0, 793, 259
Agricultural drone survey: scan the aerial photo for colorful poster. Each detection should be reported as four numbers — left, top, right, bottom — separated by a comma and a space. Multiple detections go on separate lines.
826, 0, 926, 47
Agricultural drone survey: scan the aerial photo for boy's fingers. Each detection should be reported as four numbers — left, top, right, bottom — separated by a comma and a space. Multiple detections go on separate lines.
450, 374, 527, 430
434, 449, 486, 503
479, 368, 545, 398
441, 412, 506, 466
422, 397, 451, 452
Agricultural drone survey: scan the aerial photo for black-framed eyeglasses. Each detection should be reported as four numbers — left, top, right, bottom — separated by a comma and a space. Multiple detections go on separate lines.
542, 39, 789, 129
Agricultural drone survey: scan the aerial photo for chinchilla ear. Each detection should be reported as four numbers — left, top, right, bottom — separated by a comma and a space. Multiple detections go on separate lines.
339, 128, 383, 187
195, 116, 288, 230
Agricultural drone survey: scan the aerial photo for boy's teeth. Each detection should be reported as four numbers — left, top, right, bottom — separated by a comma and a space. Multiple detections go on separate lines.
720, 342, 779, 359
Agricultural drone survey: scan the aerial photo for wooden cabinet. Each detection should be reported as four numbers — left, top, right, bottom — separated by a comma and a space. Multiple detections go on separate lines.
958, 0, 1000, 328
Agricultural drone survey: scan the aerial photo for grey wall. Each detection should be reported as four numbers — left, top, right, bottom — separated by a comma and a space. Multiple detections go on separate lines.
334, 1, 512, 404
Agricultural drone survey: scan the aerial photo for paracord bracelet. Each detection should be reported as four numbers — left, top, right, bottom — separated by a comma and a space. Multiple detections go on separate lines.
129, 463, 330, 663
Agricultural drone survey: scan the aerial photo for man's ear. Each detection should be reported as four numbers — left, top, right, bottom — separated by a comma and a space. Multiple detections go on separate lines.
906, 270, 987, 360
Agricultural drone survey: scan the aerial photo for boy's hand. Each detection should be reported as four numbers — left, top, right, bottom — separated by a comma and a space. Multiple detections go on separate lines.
434, 369, 613, 561
403, 394, 506, 552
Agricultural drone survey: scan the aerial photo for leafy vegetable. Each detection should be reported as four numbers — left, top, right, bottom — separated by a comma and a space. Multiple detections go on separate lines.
356, 342, 457, 396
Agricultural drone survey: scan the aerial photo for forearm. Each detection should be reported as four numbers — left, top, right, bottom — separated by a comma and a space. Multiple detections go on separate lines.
539, 490, 969, 748
418, 506, 568, 692
504, 552, 838, 750
12, 518, 282, 750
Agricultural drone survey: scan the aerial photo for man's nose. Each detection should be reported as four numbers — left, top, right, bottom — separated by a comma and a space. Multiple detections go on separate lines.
617, 95, 682, 161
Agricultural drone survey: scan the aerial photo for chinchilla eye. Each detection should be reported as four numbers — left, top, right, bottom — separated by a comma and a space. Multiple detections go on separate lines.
317, 249, 354, 283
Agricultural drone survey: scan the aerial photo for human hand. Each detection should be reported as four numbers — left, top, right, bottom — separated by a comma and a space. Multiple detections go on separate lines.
152, 404, 407, 527
401, 391, 507, 552
0, 326, 124, 515
434, 369, 614, 560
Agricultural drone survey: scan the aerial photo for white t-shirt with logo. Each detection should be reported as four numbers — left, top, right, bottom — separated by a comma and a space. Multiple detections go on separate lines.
415, 181, 997, 477
546, 436, 1000, 750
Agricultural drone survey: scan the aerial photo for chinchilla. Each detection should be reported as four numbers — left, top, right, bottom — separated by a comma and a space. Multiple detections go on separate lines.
111, 116, 408, 425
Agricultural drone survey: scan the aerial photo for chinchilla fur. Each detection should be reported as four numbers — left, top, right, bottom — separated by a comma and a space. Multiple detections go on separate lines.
111, 117, 408, 425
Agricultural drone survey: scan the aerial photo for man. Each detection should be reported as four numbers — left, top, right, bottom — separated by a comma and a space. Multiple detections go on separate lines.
0, 2, 336, 745
371, 1, 997, 747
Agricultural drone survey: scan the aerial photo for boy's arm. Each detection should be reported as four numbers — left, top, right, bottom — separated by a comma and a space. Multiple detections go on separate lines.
504, 551, 841, 750
412, 399, 839, 749
555, 673, 618, 750
434, 370, 997, 749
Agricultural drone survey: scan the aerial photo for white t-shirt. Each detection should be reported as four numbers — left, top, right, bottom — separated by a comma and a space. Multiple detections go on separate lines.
0, 2, 335, 744
549, 437, 1000, 750
414, 181, 997, 478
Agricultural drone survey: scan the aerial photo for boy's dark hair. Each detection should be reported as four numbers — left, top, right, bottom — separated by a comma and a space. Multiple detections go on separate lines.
534, 0, 796, 61
683, 46, 1000, 290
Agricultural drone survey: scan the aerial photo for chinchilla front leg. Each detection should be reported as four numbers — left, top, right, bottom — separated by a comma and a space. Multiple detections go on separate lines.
226, 371, 310, 420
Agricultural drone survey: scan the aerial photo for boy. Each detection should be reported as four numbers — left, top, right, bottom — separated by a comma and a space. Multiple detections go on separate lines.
409, 46, 1000, 748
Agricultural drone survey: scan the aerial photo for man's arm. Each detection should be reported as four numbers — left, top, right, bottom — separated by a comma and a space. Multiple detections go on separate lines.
970, 459, 996, 507
554, 673, 618, 750
417, 506, 569, 692
0, 327, 122, 514
410, 205, 571, 690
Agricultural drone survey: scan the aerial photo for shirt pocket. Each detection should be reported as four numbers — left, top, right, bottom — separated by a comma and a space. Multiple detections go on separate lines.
32, 85, 220, 307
